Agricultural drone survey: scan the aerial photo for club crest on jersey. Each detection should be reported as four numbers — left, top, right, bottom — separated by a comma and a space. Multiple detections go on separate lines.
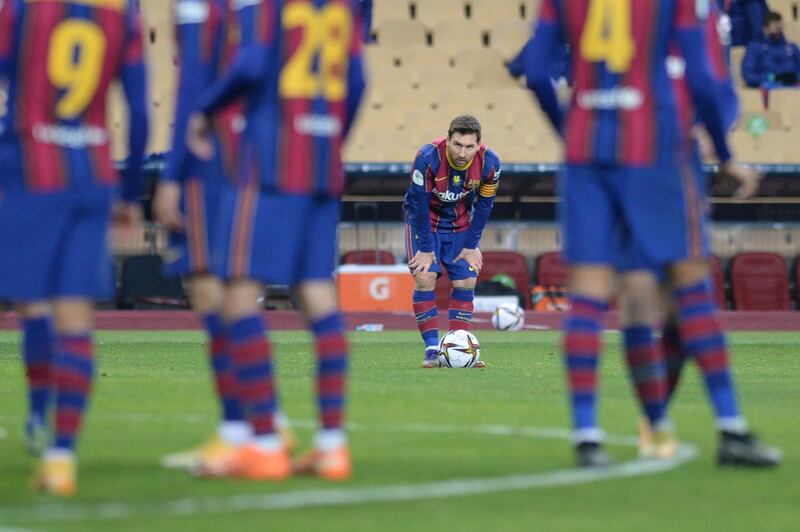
453, 175, 461, 184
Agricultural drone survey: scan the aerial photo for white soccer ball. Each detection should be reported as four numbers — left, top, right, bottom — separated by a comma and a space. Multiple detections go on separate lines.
490, 302, 525, 331
437, 330, 481, 368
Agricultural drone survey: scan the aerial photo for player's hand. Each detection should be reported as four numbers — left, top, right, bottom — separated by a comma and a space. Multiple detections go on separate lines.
153, 181, 184, 231
408, 251, 436, 275
454, 247, 482, 273
720, 160, 762, 199
186, 112, 215, 160
111, 201, 143, 228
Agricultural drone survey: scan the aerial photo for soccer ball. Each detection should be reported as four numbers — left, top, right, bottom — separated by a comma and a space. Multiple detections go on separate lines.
491, 302, 525, 331
437, 330, 481, 368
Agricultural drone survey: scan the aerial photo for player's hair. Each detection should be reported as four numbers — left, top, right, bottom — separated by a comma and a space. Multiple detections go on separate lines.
448, 115, 482, 142
763, 11, 782, 26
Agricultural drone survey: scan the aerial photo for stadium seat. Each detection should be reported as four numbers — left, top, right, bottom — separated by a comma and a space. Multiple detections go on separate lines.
478, 251, 532, 307
373, 19, 428, 48
435, 269, 452, 311
412, 65, 471, 90
734, 111, 784, 132
468, 0, 526, 30
413, 0, 468, 27
431, 21, 485, 54
488, 20, 530, 60
738, 88, 765, 112
535, 251, 567, 288
396, 46, 452, 72
118, 255, 186, 309
341, 250, 396, 265
373, 0, 411, 25
452, 48, 506, 75
709, 255, 728, 309
766, 90, 800, 123
730, 252, 791, 310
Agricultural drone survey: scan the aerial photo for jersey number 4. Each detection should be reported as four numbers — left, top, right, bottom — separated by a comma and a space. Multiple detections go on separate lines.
279, 1, 352, 102
47, 19, 107, 119
579, 0, 635, 74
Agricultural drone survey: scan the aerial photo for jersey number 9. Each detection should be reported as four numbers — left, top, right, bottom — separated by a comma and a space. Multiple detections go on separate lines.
579, 0, 635, 74
279, 1, 352, 102
47, 19, 107, 120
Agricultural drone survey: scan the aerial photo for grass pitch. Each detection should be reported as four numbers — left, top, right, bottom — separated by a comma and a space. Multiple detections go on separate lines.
0, 329, 798, 531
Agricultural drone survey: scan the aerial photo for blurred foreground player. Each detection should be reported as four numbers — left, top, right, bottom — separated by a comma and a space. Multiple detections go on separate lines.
154, 0, 295, 472
187, 0, 365, 480
526, 0, 778, 467
0, 0, 148, 495
403, 115, 500, 368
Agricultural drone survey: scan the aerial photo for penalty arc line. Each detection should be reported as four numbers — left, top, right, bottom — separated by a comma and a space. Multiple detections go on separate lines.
0, 422, 699, 524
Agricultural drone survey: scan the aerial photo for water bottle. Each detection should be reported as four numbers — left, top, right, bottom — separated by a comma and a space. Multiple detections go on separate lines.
355, 323, 384, 332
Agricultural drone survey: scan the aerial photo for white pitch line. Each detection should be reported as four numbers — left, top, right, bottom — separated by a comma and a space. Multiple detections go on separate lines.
0, 422, 698, 524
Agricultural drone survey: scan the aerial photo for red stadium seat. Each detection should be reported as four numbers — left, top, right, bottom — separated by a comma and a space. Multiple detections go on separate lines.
709, 255, 728, 309
477, 251, 531, 308
730, 252, 791, 310
341, 250, 396, 265
535, 251, 568, 288
435, 269, 452, 311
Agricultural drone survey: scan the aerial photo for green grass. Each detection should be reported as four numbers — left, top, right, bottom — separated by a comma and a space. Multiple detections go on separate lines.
0, 330, 798, 531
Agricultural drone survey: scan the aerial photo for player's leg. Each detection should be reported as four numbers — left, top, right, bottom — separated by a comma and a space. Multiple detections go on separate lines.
286, 196, 350, 479
617, 271, 675, 458
293, 280, 352, 480
17, 301, 55, 455
669, 260, 781, 467
406, 222, 441, 366
660, 293, 685, 401
447, 232, 478, 332
559, 165, 618, 467
35, 298, 94, 497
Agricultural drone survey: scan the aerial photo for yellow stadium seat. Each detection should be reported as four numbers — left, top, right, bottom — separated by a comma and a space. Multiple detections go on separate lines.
413, 65, 472, 90
738, 88, 765, 112
767, 90, 800, 126
431, 20, 485, 54
468, 0, 526, 31
488, 20, 531, 60
396, 46, 452, 72
374, 19, 428, 48
452, 47, 506, 74
412, 0, 468, 28
373, 0, 412, 25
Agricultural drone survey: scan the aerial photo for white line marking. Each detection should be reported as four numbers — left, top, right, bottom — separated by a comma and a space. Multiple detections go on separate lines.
0, 421, 698, 524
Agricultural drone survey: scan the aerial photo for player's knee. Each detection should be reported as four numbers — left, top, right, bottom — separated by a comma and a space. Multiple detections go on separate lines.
452, 278, 476, 290
414, 273, 437, 291
187, 275, 224, 314
618, 271, 660, 325
221, 279, 264, 321
568, 265, 615, 302
295, 280, 338, 321
16, 301, 51, 319
669, 259, 710, 289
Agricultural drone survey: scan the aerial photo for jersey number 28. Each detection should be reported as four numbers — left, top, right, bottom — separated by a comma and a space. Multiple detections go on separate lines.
279, 1, 352, 102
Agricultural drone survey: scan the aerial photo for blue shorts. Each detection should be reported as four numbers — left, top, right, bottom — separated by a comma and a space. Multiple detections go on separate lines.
560, 160, 709, 270
0, 187, 114, 301
164, 177, 223, 278
404, 221, 478, 281
212, 184, 339, 285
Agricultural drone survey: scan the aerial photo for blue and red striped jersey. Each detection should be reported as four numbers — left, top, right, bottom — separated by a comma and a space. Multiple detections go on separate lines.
0, 0, 148, 200
166, 0, 244, 184
196, 0, 366, 198
526, 0, 733, 167
404, 137, 501, 251
670, 2, 738, 137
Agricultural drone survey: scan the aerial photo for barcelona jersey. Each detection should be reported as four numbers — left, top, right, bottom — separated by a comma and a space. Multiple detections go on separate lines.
0, 0, 147, 199
167, 0, 244, 184
526, 0, 733, 167
195, 0, 366, 198
403, 137, 501, 235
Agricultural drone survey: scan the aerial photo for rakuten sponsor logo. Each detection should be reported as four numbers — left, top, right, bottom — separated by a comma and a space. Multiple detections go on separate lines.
32, 123, 108, 148
576, 87, 643, 110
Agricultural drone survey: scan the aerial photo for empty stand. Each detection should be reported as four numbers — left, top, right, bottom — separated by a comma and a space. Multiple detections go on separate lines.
730, 252, 791, 310
373, 19, 428, 48
535, 251, 568, 288
431, 20, 485, 53
413, 0, 468, 27
478, 251, 532, 307
341, 250, 396, 265
488, 20, 530, 60
468, 0, 527, 30
373, 0, 412, 25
